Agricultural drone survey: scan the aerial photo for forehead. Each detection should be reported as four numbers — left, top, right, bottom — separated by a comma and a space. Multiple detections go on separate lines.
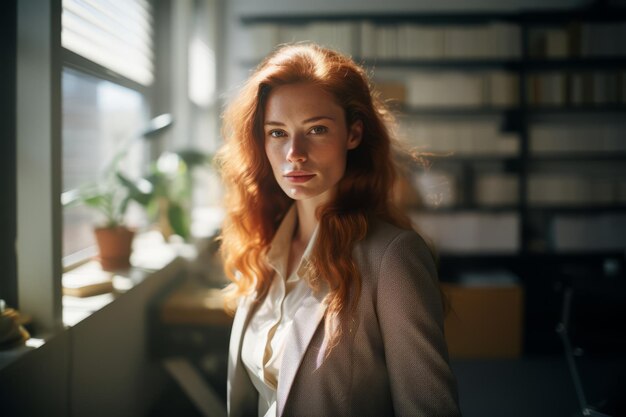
264, 83, 345, 122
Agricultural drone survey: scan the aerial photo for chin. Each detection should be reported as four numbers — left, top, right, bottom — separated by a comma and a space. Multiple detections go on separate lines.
284, 188, 313, 200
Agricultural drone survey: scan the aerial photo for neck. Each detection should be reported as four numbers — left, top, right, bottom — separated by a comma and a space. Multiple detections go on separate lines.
294, 200, 318, 244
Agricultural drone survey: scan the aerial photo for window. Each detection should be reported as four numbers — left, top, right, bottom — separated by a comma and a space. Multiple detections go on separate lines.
16, 0, 220, 332
62, 68, 148, 260
60, 0, 155, 264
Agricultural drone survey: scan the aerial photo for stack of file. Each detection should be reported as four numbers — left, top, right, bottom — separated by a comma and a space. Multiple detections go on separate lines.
475, 174, 519, 206
360, 22, 521, 60
551, 214, 626, 251
400, 120, 519, 156
411, 212, 519, 253
528, 175, 616, 205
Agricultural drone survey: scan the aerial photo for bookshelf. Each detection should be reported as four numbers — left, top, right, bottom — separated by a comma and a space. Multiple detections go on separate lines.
235, 8, 626, 354
236, 5, 626, 263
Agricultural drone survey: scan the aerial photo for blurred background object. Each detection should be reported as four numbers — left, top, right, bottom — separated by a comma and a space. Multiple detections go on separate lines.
0, 300, 31, 350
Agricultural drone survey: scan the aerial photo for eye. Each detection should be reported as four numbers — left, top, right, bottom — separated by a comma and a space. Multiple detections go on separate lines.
268, 129, 287, 138
309, 125, 328, 135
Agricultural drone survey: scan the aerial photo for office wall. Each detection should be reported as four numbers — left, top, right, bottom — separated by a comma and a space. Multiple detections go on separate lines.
0, 260, 185, 417
71, 260, 186, 417
0, 333, 70, 417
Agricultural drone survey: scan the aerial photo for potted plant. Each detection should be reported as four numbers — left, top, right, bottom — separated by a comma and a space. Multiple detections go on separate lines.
62, 114, 175, 270
63, 147, 211, 269
63, 165, 152, 271
63, 114, 213, 268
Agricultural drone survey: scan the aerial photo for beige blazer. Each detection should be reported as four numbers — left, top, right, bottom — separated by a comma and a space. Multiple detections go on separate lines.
227, 220, 461, 417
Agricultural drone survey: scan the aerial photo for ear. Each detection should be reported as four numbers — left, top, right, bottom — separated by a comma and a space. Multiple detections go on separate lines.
347, 120, 363, 150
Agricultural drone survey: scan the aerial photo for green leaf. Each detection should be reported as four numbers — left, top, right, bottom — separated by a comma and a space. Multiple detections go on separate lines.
146, 198, 159, 221
167, 202, 190, 240
119, 196, 131, 220
117, 172, 153, 206
83, 194, 108, 210
176, 149, 210, 168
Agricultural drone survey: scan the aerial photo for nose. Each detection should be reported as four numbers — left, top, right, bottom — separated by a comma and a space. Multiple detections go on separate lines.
286, 134, 307, 163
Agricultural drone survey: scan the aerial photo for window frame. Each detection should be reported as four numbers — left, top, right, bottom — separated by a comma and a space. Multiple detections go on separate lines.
17, 0, 64, 334
16, 0, 161, 334
1, 0, 18, 311
62, 48, 152, 98
60, 1, 159, 266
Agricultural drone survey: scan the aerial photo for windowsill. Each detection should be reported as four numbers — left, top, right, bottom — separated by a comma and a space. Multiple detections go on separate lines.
62, 230, 199, 327
61, 203, 226, 326
1, 207, 225, 371
0, 231, 198, 371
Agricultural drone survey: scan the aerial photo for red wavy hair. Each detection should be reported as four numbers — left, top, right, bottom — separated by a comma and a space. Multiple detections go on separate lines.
217, 43, 416, 350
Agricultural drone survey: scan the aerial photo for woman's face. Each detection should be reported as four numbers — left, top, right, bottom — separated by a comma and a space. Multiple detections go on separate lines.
263, 83, 362, 208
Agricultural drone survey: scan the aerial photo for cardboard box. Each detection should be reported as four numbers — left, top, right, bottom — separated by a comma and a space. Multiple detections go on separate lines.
374, 81, 407, 105
441, 283, 524, 358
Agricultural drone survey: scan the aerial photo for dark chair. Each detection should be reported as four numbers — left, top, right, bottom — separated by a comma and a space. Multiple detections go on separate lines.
556, 276, 626, 417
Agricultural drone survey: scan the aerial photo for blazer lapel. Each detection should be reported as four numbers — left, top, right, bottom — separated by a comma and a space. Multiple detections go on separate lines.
277, 286, 328, 417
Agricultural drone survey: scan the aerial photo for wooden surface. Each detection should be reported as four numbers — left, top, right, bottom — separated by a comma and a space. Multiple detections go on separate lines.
160, 279, 233, 327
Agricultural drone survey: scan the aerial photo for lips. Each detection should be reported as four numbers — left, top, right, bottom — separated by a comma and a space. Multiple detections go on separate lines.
283, 171, 316, 183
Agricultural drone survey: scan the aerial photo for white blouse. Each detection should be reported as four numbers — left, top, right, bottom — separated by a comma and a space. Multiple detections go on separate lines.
241, 206, 319, 417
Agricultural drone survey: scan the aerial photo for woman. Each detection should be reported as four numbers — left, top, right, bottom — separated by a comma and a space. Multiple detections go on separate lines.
217, 43, 460, 417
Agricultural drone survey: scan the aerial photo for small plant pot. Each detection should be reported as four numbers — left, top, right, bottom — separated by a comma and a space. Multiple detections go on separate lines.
94, 226, 135, 271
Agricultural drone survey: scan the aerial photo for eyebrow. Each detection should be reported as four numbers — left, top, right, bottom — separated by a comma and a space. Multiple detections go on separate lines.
264, 116, 336, 126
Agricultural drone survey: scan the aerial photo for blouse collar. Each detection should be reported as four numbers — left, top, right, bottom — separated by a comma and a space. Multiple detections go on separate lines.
266, 204, 319, 283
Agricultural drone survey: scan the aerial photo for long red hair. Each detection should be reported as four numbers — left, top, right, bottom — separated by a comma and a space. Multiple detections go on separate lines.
217, 43, 416, 350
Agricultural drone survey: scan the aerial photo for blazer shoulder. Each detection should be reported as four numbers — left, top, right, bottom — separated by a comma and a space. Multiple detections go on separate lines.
364, 219, 433, 257
355, 219, 437, 282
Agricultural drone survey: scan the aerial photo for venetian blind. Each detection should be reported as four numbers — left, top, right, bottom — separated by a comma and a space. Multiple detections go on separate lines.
62, 0, 154, 86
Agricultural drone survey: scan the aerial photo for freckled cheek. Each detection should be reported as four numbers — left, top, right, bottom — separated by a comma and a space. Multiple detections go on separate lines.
265, 144, 283, 176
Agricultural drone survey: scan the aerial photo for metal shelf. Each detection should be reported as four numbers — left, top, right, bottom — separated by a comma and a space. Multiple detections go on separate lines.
411, 206, 520, 213
526, 205, 626, 214
240, 12, 520, 25
524, 57, 626, 71
397, 106, 519, 117
529, 152, 626, 162
528, 105, 626, 115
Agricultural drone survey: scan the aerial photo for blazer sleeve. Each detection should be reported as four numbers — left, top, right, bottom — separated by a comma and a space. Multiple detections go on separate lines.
376, 230, 461, 417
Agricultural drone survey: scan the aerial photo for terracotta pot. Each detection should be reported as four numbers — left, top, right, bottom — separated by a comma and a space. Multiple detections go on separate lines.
94, 226, 135, 271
